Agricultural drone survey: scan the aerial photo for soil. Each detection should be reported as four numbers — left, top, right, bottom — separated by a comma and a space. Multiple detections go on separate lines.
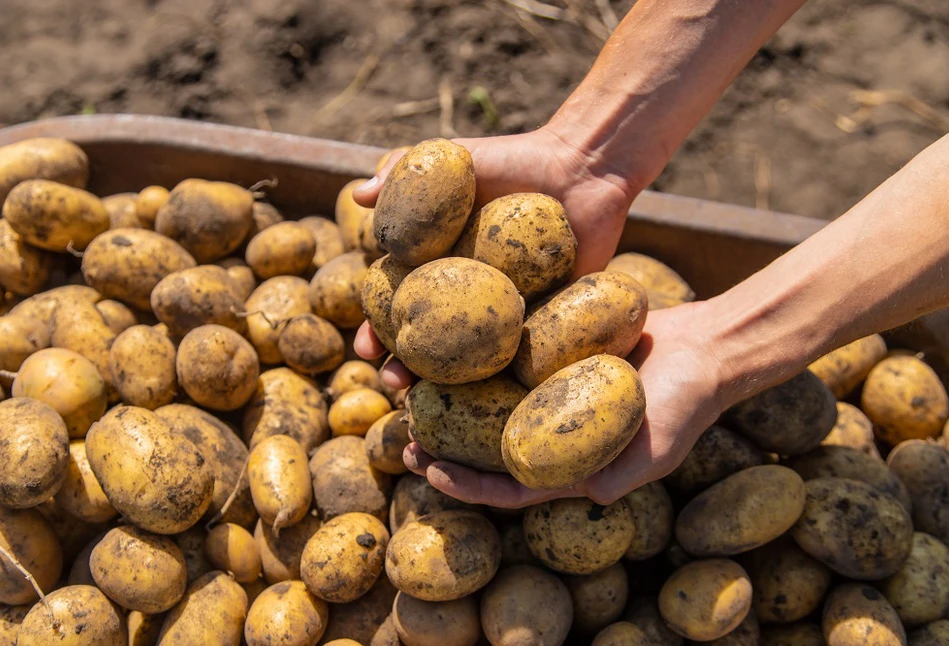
1, 0, 947, 220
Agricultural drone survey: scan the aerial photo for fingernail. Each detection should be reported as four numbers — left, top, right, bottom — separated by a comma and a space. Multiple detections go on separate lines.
360, 176, 379, 191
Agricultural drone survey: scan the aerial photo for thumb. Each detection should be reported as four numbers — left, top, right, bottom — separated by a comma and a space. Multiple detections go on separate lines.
353, 146, 409, 208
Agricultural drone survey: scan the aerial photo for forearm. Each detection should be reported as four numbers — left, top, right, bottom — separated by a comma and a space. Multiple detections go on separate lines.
546, 0, 807, 191
708, 134, 949, 407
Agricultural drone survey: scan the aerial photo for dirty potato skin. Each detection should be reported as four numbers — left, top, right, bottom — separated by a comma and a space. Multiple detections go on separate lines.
386, 510, 500, 602
822, 401, 880, 457
104, 192, 145, 229
49, 299, 118, 402
880, 532, 949, 626
741, 537, 832, 624
309, 436, 392, 523
374, 138, 476, 266
135, 185, 170, 226
453, 192, 577, 301
328, 387, 393, 437
606, 252, 695, 304
823, 584, 907, 646
480, 565, 573, 646
246, 221, 316, 279
244, 580, 329, 646
176, 324, 259, 411
791, 477, 914, 579
317, 576, 399, 645
300, 512, 389, 603
16, 585, 126, 646
360, 253, 413, 353
157, 570, 248, 646
0, 397, 69, 509
503, 354, 646, 490
391, 257, 524, 384
205, 523, 262, 583
217, 257, 257, 301
327, 360, 382, 399
174, 527, 212, 584
0, 604, 30, 644
3, 179, 109, 251
255, 515, 322, 584
665, 424, 765, 495
808, 334, 888, 399
299, 215, 345, 271
245, 275, 311, 364
248, 434, 313, 535
0, 219, 51, 296
85, 406, 214, 534
623, 481, 674, 560
0, 137, 89, 202
81, 227, 197, 310
389, 473, 477, 535
90, 525, 188, 613
862, 355, 949, 445
110, 325, 178, 410
308, 251, 369, 330
151, 264, 248, 337
365, 410, 411, 475
278, 313, 345, 375
95, 299, 138, 335
242, 367, 330, 453
659, 558, 752, 642
887, 440, 949, 542
408, 376, 527, 472
392, 591, 481, 646
54, 440, 118, 523
564, 562, 629, 635
0, 507, 62, 605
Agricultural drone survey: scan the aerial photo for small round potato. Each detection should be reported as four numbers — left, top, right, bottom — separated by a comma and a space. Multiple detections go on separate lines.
881, 532, 949, 626
317, 576, 398, 645
524, 497, 633, 575
809, 334, 888, 399
176, 324, 260, 411
606, 252, 695, 305
242, 367, 330, 453
158, 570, 248, 646
659, 558, 752, 642
245, 276, 312, 364
54, 440, 118, 523
300, 512, 389, 603
389, 473, 476, 535
392, 591, 481, 646
278, 313, 345, 375
3, 179, 109, 252
0, 397, 69, 508
246, 221, 316, 279
360, 254, 414, 353
335, 179, 374, 252
110, 325, 178, 410
310, 436, 392, 523
0, 137, 89, 202
823, 583, 907, 646
16, 585, 126, 646
909, 620, 949, 646
564, 562, 629, 635
760, 623, 825, 646
862, 355, 949, 445
0, 507, 62, 605
821, 401, 880, 457
255, 514, 322, 584
151, 264, 248, 337
104, 192, 144, 229
90, 525, 188, 613
480, 565, 573, 646
327, 360, 382, 399
95, 299, 138, 335
665, 424, 765, 494
244, 580, 329, 646
205, 523, 262, 584
309, 251, 369, 329
299, 216, 345, 271
742, 537, 832, 624
135, 185, 170, 226
365, 410, 411, 475
329, 387, 392, 437
248, 434, 313, 534
386, 510, 501, 601
0, 219, 51, 296
623, 481, 674, 560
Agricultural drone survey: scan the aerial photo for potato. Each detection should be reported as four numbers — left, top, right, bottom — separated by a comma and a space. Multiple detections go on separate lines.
665, 424, 765, 494
86, 406, 214, 534
822, 401, 880, 456
621, 598, 685, 646
135, 185, 170, 226
300, 512, 389, 603
790, 477, 913, 579
480, 565, 573, 646
16, 585, 126, 646
245, 276, 311, 364
524, 497, 633, 575
110, 325, 178, 410
564, 562, 629, 635
0, 604, 29, 644
217, 256, 257, 301
49, 299, 117, 401
592, 622, 656, 646
909, 620, 949, 646
242, 367, 330, 453
392, 591, 480, 646
174, 527, 212, 584
0, 507, 62, 604
357, 210, 385, 259
81, 228, 197, 310
389, 473, 476, 535
176, 324, 259, 411
809, 334, 887, 399
335, 179, 373, 252
0, 312, 48, 372
862, 355, 949, 444
151, 265, 247, 337
360, 254, 413, 353
103, 192, 144, 229
249, 434, 312, 535
742, 537, 832, 624
95, 299, 138, 335
90, 525, 187, 613
727, 370, 837, 455
155, 179, 254, 263
0, 397, 69, 508
299, 216, 345, 271
310, 436, 392, 523
246, 221, 315, 279
3, 179, 108, 252
317, 576, 398, 645
244, 580, 329, 646
278, 313, 345, 375
365, 410, 411, 475
881, 532, 949, 626
0, 219, 51, 296
157, 570, 248, 646
390, 257, 523, 384
605, 252, 695, 304
328, 388, 392, 438
623, 481, 674, 560
823, 583, 906, 646
128, 610, 165, 646
786, 445, 911, 511
386, 510, 500, 601
54, 440, 117, 523
255, 514, 322, 584
659, 558, 752, 641
503, 354, 645, 489
248, 201, 284, 238
308, 251, 369, 330
0, 137, 89, 202
887, 440, 949, 542
760, 623, 825, 646
205, 523, 262, 583
327, 360, 382, 399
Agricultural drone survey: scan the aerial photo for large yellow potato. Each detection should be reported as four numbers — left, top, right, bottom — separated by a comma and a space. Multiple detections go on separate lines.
0, 219, 51, 296
151, 264, 247, 337
308, 251, 369, 330
887, 440, 949, 542
742, 537, 832, 624
157, 571, 248, 646
328, 387, 392, 437
176, 324, 259, 411
0, 507, 62, 605
246, 221, 315, 279
374, 138, 476, 266
0, 397, 69, 508
309, 436, 392, 523
16, 585, 126, 646
388, 473, 477, 535
205, 523, 261, 583
606, 252, 695, 307
110, 325, 178, 410
391, 257, 523, 383
862, 355, 949, 444
809, 334, 887, 399
249, 434, 313, 534
503, 354, 645, 489
364, 410, 411, 475
823, 583, 906, 646
392, 591, 481, 646
360, 254, 413, 353
0, 137, 88, 202
245, 276, 311, 364
659, 558, 752, 642
480, 565, 574, 646
242, 367, 330, 453
564, 562, 629, 636
54, 439, 117, 523
665, 424, 765, 494
278, 313, 345, 375
244, 580, 329, 646
822, 401, 880, 457
881, 532, 949, 626
299, 215, 345, 271
300, 512, 389, 603
255, 515, 322, 584
623, 481, 674, 560
3, 179, 108, 251
86, 406, 214, 534
317, 576, 398, 645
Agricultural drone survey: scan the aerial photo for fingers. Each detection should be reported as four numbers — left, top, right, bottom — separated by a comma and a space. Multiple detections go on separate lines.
568, 203, 627, 280
403, 442, 435, 476
379, 357, 416, 390
424, 460, 578, 508
352, 148, 408, 208
353, 321, 387, 360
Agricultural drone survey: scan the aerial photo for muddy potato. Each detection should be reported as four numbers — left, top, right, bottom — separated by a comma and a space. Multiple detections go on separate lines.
791, 477, 913, 579
666, 424, 765, 494
249, 435, 312, 535
135, 185, 170, 226
103, 192, 144, 229
244, 580, 329, 646
823, 584, 906, 646
480, 565, 573, 646
308, 251, 369, 330
623, 481, 674, 560
255, 514, 322, 584
310, 436, 392, 523
299, 216, 345, 271
318, 576, 398, 645
3, 179, 108, 251
245, 276, 311, 364
0, 312, 47, 372
564, 562, 629, 635
408, 376, 526, 472
760, 623, 825, 646
659, 559, 752, 642
862, 355, 949, 445
90, 525, 187, 613
155, 179, 255, 263
86, 406, 214, 534
727, 370, 837, 455
174, 527, 212, 584
110, 325, 178, 409
16, 348, 105, 440
391, 257, 523, 384
245, 221, 315, 279
81, 228, 197, 310
177, 324, 259, 411
360, 254, 413, 353
809, 334, 888, 399
887, 440, 949, 541
336, 179, 374, 252
217, 256, 257, 300
0, 397, 68, 508
881, 532, 949, 626
365, 410, 411, 475
0, 507, 62, 605
909, 620, 949, 646
392, 591, 480, 646
0, 219, 51, 296
205, 523, 262, 583
329, 388, 392, 437
822, 401, 880, 457
151, 264, 247, 337
247, 201, 284, 238
301, 512, 389, 603
327, 360, 382, 399
389, 473, 476, 535
386, 510, 500, 601
606, 252, 695, 306
17, 585, 126, 646
242, 367, 330, 453
49, 299, 117, 400
0, 137, 89, 202
503, 354, 645, 489
157, 570, 248, 646
54, 440, 117, 523
0, 604, 29, 644
95, 299, 138, 334
278, 313, 345, 375
742, 537, 832, 624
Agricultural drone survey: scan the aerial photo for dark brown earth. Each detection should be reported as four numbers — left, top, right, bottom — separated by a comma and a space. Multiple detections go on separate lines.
2, 0, 947, 220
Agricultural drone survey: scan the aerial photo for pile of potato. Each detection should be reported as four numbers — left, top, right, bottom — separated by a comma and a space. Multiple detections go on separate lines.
0, 135, 947, 646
